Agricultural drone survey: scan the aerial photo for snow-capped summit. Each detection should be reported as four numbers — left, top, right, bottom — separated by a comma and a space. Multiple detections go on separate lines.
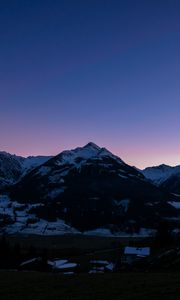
51, 142, 124, 169
83, 142, 101, 150
60, 142, 102, 161
0, 143, 124, 189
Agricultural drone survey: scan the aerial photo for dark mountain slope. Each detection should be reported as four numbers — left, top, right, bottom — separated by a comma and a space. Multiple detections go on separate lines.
10, 143, 176, 231
161, 174, 180, 194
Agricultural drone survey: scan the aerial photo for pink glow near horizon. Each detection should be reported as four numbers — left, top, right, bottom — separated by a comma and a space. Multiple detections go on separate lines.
1, 136, 180, 169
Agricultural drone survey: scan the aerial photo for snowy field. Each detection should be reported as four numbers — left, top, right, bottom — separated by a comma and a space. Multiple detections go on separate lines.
0, 195, 79, 235
0, 195, 156, 237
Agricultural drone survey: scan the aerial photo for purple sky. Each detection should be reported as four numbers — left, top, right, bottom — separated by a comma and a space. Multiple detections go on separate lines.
1, 0, 180, 168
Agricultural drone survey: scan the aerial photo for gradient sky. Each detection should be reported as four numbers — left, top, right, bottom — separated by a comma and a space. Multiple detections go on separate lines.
1, 0, 180, 168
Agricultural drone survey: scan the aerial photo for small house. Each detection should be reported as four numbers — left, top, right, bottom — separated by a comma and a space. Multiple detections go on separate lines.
48, 259, 78, 274
89, 260, 114, 273
122, 246, 150, 265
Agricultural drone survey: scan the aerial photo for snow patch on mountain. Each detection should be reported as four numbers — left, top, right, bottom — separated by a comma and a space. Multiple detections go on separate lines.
54, 142, 124, 169
113, 199, 130, 212
141, 164, 180, 185
37, 166, 52, 176
21, 156, 52, 175
48, 188, 65, 198
168, 201, 180, 209
0, 151, 52, 187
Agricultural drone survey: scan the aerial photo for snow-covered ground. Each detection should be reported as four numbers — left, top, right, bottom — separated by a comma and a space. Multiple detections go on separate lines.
6, 219, 80, 235
0, 195, 156, 237
0, 195, 79, 235
84, 227, 156, 237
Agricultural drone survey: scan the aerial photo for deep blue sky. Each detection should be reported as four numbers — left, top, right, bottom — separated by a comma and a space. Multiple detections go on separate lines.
1, 0, 180, 167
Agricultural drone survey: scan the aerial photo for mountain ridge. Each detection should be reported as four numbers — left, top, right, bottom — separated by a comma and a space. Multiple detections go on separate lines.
0, 142, 179, 235
2, 142, 180, 194
142, 165, 175, 184
9, 142, 176, 233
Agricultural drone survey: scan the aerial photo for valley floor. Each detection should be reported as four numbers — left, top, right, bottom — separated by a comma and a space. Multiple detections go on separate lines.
0, 271, 180, 300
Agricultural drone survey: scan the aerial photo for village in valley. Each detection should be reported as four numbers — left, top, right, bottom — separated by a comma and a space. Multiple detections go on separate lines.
1, 220, 180, 275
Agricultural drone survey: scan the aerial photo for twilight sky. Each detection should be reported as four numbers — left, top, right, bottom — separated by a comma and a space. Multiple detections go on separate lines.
1, 0, 180, 168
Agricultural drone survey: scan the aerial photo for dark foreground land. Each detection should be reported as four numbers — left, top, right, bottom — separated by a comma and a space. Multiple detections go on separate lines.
0, 271, 180, 300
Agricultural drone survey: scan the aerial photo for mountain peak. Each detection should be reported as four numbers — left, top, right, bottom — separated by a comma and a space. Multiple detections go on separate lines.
51, 142, 126, 170
158, 164, 171, 169
83, 142, 101, 150
0, 151, 18, 157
